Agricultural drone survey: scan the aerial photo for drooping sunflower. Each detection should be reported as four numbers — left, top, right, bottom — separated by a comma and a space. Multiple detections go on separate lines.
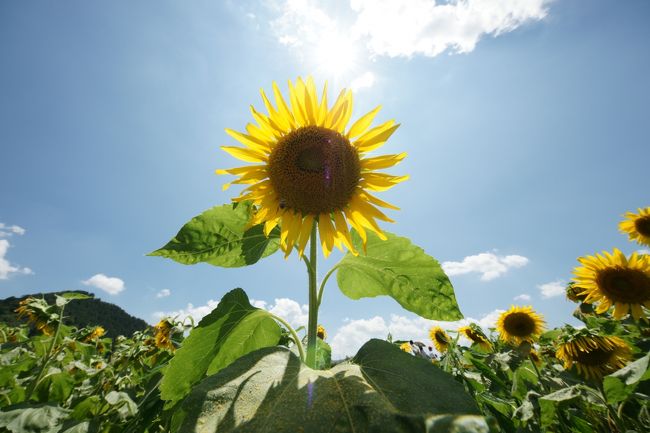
573, 248, 650, 320
15, 298, 54, 336
496, 305, 545, 345
399, 342, 412, 353
556, 333, 632, 380
458, 324, 492, 351
429, 326, 450, 353
619, 207, 650, 247
218, 77, 408, 258
153, 319, 175, 352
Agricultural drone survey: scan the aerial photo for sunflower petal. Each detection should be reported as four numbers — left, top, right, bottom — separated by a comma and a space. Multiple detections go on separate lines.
221, 146, 267, 163
347, 105, 381, 139
318, 213, 336, 258
296, 214, 314, 257
355, 122, 400, 152
361, 153, 407, 171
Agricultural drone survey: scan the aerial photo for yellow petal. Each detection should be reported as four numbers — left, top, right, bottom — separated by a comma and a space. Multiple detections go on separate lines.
272, 81, 296, 129
361, 173, 410, 191
361, 191, 400, 210
318, 213, 336, 258
630, 303, 644, 320
361, 153, 407, 171
332, 90, 353, 133
288, 79, 307, 126
261, 88, 291, 132
221, 146, 267, 163
325, 89, 348, 129
347, 105, 381, 139
355, 122, 400, 152
297, 214, 314, 257
332, 210, 357, 255
316, 81, 328, 126
225, 128, 270, 153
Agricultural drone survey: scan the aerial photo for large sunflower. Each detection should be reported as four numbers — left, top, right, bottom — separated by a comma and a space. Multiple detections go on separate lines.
429, 326, 450, 353
556, 333, 632, 380
619, 207, 650, 247
218, 77, 407, 258
573, 248, 650, 320
496, 305, 545, 345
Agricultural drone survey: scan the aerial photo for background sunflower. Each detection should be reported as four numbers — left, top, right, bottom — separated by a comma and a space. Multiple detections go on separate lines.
619, 207, 650, 247
429, 326, 450, 353
573, 249, 650, 320
496, 305, 545, 345
556, 333, 632, 380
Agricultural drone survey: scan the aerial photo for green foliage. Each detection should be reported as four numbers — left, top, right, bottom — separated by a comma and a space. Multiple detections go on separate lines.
336, 230, 462, 321
159, 288, 281, 408
148, 202, 280, 267
175, 340, 484, 433
603, 352, 650, 404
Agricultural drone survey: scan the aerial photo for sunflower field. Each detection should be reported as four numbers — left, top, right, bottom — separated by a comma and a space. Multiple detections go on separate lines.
1, 79, 649, 433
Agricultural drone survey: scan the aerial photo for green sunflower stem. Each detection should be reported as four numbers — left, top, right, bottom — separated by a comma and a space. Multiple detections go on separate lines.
306, 220, 319, 369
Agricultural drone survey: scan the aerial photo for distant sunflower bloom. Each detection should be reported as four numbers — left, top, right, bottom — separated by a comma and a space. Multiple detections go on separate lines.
619, 207, 650, 247
84, 326, 105, 342
218, 77, 408, 258
458, 325, 492, 351
496, 306, 545, 345
556, 334, 632, 380
316, 324, 327, 340
399, 342, 412, 353
529, 350, 542, 367
429, 326, 450, 353
573, 248, 650, 320
566, 282, 588, 303
153, 319, 175, 352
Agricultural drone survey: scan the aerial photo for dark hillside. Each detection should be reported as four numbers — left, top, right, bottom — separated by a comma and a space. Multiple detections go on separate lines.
0, 290, 149, 338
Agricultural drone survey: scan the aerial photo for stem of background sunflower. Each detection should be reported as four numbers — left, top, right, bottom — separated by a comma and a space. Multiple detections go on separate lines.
305, 220, 318, 369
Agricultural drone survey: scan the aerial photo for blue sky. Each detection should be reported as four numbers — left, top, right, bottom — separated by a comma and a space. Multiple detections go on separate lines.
1, 0, 649, 357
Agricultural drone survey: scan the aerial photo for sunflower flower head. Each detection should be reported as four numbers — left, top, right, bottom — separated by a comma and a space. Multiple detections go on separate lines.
556, 329, 632, 380
399, 342, 412, 353
619, 207, 650, 247
153, 319, 176, 352
429, 326, 450, 353
218, 77, 408, 258
84, 326, 106, 343
496, 305, 545, 345
458, 324, 492, 351
316, 324, 327, 340
573, 248, 650, 320
566, 282, 588, 303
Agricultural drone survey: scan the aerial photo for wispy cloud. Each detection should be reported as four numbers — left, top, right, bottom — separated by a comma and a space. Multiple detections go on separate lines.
82, 273, 125, 295
0, 222, 32, 280
514, 293, 532, 302
156, 289, 171, 298
350, 71, 375, 91
329, 309, 504, 358
538, 280, 566, 299
442, 252, 529, 281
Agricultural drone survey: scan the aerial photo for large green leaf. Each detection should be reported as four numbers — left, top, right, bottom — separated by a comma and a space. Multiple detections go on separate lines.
0, 404, 71, 433
175, 339, 484, 433
148, 202, 280, 267
603, 352, 650, 404
159, 288, 281, 407
336, 230, 462, 320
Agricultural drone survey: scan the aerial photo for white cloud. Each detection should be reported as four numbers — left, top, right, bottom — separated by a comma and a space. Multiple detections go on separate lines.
82, 273, 125, 295
152, 297, 309, 329
442, 252, 529, 281
513, 293, 531, 302
156, 289, 171, 298
0, 232, 33, 280
0, 223, 26, 237
350, 71, 375, 91
637, 249, 650, 255
330, 309, 503, 359
350, 0, 549, 58
269, 0, 550, 61
538, 280, 566, 299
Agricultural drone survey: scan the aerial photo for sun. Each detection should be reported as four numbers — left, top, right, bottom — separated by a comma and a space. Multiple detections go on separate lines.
314, 34, 358, 78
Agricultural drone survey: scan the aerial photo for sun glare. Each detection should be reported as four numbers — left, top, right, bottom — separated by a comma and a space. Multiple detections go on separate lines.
315, 34, 357, 77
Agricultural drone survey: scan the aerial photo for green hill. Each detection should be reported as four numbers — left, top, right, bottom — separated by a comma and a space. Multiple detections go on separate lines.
0, 290, 149, 338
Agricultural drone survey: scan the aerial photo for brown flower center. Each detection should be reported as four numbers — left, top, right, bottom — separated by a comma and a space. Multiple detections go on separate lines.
596, 267, 650, 303
503, 312, 537, 337
575, 347, 613, 366
635, 215, 650, 237
268, 126, 360, 215
435, 331, 448, 345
